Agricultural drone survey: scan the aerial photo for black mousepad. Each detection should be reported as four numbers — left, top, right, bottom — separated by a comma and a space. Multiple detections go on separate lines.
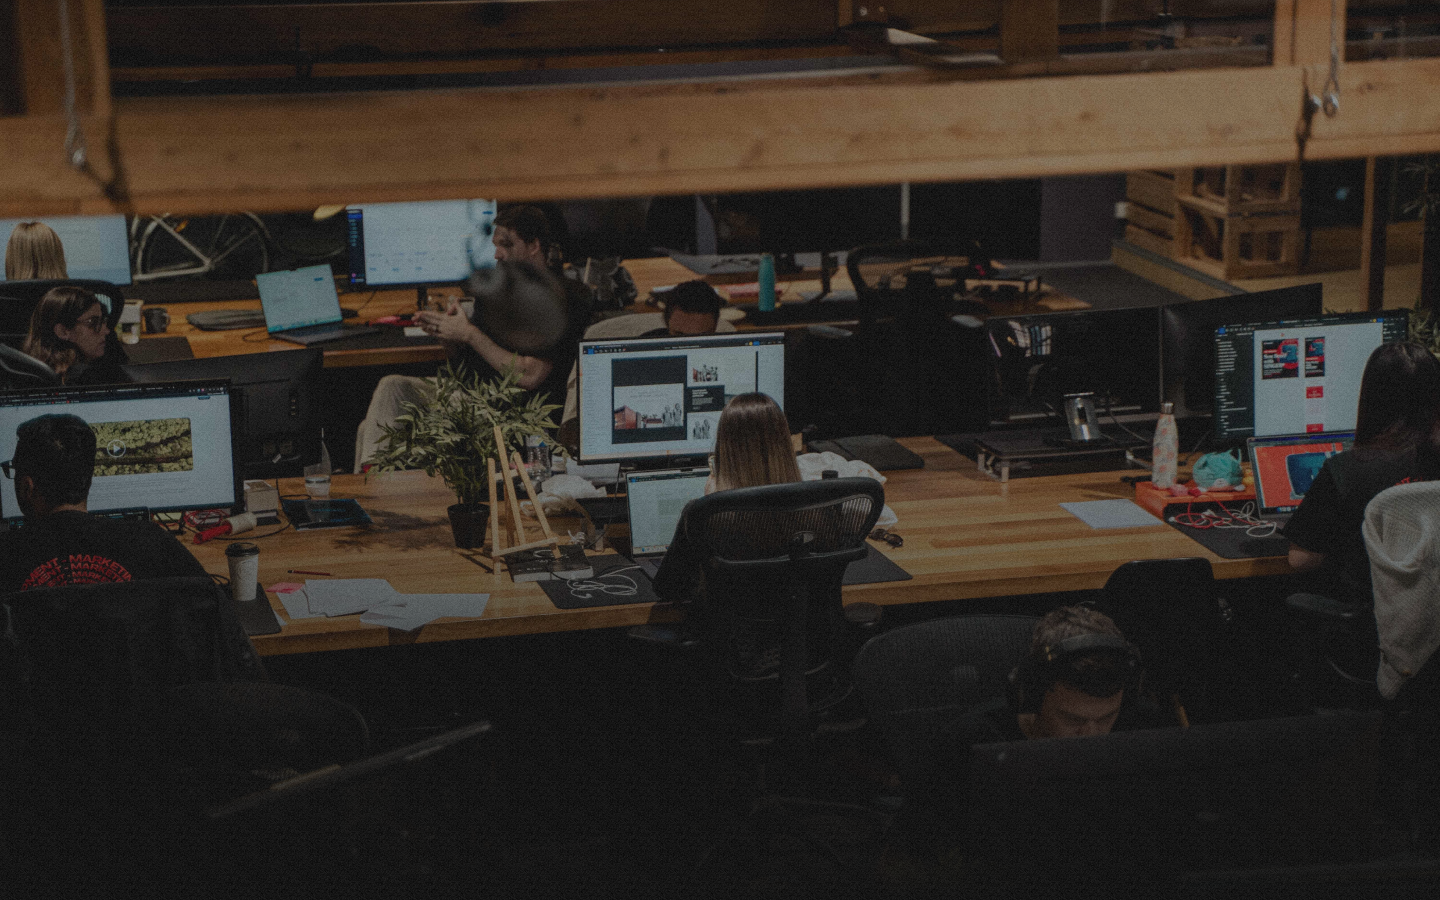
1167, 516, 1289, 559
844, 543, 913, 585
236, 580, 282, 635
540, 553, 664, 609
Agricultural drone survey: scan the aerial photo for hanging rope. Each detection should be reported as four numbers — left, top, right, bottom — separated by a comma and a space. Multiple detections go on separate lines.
56, 0, 130, 206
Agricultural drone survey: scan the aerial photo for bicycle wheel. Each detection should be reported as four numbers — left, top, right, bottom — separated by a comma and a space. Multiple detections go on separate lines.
138, 212, 271, 280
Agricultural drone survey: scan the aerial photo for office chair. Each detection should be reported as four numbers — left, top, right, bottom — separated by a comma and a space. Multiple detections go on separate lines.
0, 278, 126, 334
851, 614, 1037, 841
676, 477, 883, 743
0, 343, 58, 389
1094, 558, 1229, 724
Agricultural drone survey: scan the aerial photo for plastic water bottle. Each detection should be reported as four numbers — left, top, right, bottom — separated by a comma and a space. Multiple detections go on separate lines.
758, 253, 777, 312
1152, 402, 1178, 489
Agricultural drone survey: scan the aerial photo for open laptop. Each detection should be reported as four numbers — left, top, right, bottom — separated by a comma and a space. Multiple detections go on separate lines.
1247, 431, 1354, 527
257, 264, 377, 345
625, 468, 710, 579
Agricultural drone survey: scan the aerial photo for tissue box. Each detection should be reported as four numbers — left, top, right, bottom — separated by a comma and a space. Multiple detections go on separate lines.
243, 479, 279, 515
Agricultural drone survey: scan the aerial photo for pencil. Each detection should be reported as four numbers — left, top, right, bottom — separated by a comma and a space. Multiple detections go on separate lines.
288, 569, 334, 576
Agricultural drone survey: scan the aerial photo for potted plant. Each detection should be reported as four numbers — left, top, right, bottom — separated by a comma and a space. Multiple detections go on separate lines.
367, 361, 560, 548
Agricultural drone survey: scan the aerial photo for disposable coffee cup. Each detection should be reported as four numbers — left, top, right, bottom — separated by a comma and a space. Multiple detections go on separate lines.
225, 541, 260, 605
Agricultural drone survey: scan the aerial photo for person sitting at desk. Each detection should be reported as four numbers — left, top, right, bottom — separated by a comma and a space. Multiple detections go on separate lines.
0, 414, 211, 593
4, 221, 67, 281
21, 286, 128, 385
1283, 341, 1440, 605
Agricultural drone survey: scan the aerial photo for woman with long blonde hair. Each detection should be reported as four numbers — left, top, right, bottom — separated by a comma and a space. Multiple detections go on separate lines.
5, 222, 68, 281
707, 392, 801, 493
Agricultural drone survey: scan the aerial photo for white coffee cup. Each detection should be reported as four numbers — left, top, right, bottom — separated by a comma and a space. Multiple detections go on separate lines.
225, 541, 260, 605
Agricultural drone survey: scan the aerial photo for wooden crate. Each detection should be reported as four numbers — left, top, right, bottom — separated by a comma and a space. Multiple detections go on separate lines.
1175, 163, 1301, 216
1174, 205, 1302, 280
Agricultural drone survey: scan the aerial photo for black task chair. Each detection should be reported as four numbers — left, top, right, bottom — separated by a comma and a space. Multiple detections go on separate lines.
1094, 558, 1229, 724
679, 477, 884, 742
0, 278, 126, 333
0, 343, 57, 390
852, 615, 1038, 838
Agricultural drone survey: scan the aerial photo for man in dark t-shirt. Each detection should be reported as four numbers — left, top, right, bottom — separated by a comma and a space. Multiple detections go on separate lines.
0, 414, 209, 593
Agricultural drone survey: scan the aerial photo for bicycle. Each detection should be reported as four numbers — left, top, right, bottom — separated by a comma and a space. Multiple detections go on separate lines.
128, 212, 272, 282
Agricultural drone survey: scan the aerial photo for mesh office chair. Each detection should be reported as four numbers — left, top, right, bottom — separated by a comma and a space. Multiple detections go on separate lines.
680, 477, 883, 741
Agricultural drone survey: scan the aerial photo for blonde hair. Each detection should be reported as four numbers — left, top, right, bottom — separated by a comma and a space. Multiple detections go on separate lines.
5, 222, 68, 281
711, 393, 800, 492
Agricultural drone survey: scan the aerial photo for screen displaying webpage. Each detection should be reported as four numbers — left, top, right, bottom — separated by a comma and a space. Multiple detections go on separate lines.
0, 215, 131, 285
1213, 311, 1409, 440
0, 383, 237, 519
346, 200, 496, 286
258, 264, 342, 332
1249, 434, 1353, 513
626, 469, 711, 555
577, 333, 786, 463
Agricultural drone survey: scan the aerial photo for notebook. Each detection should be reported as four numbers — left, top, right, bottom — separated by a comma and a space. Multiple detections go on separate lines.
1247, 430, 1355, 525
257, 264, 377, 345
624, 468, 710, 579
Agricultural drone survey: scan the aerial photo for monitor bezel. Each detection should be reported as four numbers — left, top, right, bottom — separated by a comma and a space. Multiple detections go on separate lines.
0, 378, 243, 521
576, 331, 787, 466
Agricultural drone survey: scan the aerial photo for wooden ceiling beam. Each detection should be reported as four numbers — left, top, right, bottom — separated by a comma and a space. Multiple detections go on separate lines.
5, 50, 1438, 216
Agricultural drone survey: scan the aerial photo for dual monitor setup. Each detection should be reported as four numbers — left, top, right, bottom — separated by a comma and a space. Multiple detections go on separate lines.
986, 283, 1411, 445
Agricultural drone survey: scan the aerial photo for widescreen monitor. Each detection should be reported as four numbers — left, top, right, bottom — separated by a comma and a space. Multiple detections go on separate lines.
0, 215, 132, 285
576, 332, 786, 464
345, 200, 496, 288
1213, 309, 1410, 441
0, 380, 241, 520
124, 349, 324, 480
1159, 283, 1324, 416
987, 307, 1162, 419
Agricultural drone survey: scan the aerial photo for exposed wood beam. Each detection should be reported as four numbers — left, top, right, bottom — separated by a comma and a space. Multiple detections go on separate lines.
1000, 0, 1059, 64
1360, 155, 1389, 311
4, 54, 1440, 216
1274, 0, 1344, 67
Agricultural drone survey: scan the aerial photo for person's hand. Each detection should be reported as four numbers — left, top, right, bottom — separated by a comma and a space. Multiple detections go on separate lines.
416, 300, 477, 346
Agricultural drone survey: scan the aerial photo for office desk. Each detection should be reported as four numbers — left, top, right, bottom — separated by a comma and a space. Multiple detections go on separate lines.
190, 437, 1290, 657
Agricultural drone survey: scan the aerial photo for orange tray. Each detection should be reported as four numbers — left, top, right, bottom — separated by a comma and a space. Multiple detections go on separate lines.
1135, 480, 1255, 518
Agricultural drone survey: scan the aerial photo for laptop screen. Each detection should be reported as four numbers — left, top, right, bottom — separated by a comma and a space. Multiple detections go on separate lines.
258, 264, 343, 333
1247, 432, 1354, 514
626, 469, 710, 556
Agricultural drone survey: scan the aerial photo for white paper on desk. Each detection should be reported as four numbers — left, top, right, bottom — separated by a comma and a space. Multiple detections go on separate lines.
360, 593, 489, 631
277, 589, 324, 620
1060, 499, 1164, 530
304, 579, 402, 616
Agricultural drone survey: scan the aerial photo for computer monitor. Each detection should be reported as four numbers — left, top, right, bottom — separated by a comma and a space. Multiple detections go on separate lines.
576, 332, 786, 465
345, 200, 496, 291
1159, 283, 1324, 417
0, 380, 241, 520
1213, 309, 1410, 441
987, 307, 1162, 420
123, 349, 324, 480
0, 215, 132, 285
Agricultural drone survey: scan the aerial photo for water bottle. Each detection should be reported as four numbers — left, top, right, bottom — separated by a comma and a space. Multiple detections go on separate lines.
758, 253, 777, 312
1152, 402, 1178, 489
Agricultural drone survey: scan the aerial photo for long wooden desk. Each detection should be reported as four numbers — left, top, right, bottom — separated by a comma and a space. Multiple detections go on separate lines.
189, 437, 1291, 657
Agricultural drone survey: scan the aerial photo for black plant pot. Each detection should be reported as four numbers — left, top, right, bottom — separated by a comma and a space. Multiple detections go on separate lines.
447, 502, 490, 549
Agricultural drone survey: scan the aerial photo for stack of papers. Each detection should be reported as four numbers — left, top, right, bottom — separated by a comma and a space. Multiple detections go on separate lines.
272, 578, 489, 632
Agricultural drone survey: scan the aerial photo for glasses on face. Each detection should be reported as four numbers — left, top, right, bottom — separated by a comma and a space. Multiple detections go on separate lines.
76, 314, 107, 333
869, 528, 903, 548
0, 460, 13, 480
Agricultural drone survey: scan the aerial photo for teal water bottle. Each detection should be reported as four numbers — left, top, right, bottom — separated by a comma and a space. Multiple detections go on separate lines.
758, 253, 776, 312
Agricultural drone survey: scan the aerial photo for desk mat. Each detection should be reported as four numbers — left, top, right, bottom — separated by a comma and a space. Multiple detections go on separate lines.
317, 329, 439, 352
1167, 517, 1289, 559
540, 554, 664, 610
125, 335, 194, 365
236, 580, 282, 635
844, 544, 912, 585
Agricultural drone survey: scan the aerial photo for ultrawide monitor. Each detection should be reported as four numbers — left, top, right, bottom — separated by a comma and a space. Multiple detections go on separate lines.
576, 332, 786, 464
1213, 309, 1410, 441
1159, 283, 1324, 416
0, 380, 240, 520
124, 349, 324, 480
0, 215, 132, 285
345, 200, 496, 288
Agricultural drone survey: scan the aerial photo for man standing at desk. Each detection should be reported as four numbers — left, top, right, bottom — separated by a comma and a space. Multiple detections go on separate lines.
354, 205, 589, 471
0, 414, 209, 592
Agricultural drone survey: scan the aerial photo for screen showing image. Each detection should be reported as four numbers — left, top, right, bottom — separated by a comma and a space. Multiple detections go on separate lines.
0, 215, 132, 285
346, 200, 496, 287
1213, 310, 1409, 440
578, 333, 785, 463
1249, 433, 1354, 513
0, 382, 237, 519
626, 469, 711, 556
258, 264, 342, 332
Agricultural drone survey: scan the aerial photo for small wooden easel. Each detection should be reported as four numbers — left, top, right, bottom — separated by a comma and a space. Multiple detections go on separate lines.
486, 425, 558, 570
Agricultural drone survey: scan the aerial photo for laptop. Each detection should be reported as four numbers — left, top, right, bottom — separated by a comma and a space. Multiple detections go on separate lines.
624, 468, 710, 579
1246, 430, 1355, 526
257, 264, 377, 345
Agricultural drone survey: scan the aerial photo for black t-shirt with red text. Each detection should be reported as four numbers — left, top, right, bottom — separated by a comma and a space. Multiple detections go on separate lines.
0, 510, 208, 594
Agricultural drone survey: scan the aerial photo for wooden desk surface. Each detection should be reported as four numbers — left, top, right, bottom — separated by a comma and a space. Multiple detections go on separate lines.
191, 438, 1289, 657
